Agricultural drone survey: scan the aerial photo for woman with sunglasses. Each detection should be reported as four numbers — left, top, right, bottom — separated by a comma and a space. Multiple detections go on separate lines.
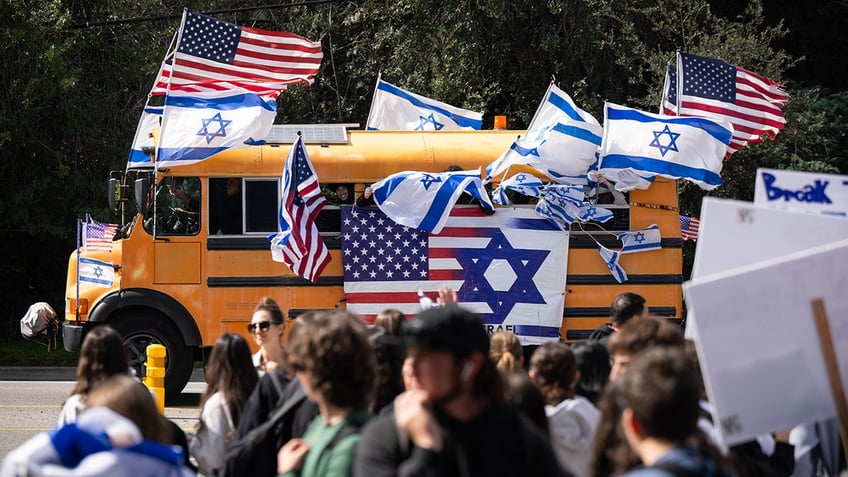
249, 297, 286, 377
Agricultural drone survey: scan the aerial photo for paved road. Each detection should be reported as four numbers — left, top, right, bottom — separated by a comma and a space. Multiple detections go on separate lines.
0, 368, 205, 461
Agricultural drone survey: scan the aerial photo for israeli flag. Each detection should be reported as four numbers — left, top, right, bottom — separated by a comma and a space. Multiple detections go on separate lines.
366, 78, 482, 131
618, 224, 662, 254
79, 257, 115, 288
157, 90, 277, 166
535, 185, 613, 229
492, 172, 545, 205
127, 106, 162, 168
485, 84, 602, 184
371, 168, 493, 234
598, 244, 628, 283
598, 103, 733, 191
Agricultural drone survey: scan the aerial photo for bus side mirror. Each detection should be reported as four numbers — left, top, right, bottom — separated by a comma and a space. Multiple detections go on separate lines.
135, 177, 150, 214
108, 177, 119, 212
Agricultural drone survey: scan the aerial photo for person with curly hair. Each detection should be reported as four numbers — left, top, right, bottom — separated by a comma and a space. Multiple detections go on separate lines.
276, 310, 376, 477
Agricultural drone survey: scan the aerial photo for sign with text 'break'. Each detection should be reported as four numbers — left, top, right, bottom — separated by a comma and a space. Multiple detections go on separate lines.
754, 168, 848, 218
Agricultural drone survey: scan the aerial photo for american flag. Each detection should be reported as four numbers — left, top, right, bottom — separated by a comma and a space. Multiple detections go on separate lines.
83, 217, 118, 252
342, 206, 569, 344
661, 52, 788, 156
269, 136, 329, 282
680, 215, 700, 241
150, 11, 322, 96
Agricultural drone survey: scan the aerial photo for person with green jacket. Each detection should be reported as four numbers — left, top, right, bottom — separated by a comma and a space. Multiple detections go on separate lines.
276, 310, 376, 477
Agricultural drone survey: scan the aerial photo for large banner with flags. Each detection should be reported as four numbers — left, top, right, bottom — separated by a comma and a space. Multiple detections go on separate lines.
342, 206, 568, 344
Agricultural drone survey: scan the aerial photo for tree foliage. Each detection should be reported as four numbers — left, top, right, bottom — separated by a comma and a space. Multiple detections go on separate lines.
1, 0, 846, 320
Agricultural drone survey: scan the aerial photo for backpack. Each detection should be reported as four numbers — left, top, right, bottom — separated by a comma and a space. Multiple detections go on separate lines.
212, 372, 305, 477
20, 302, 59, 351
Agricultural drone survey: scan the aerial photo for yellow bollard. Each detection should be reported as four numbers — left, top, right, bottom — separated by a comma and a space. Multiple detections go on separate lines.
144, 344, 166, 413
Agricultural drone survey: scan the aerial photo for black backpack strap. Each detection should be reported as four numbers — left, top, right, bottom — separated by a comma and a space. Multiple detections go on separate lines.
267, 370, 287, 406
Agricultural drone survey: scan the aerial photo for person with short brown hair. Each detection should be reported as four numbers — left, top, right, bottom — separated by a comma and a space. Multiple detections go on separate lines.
276, 310, 376, 477
607, 317, 684, 382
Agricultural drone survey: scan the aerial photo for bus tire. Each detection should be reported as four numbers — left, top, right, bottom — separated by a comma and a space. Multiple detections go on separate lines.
110, 309, 193, 402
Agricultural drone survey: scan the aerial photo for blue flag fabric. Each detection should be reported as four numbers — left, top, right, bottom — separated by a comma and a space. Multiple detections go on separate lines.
366, 78, 482, 131
157, 89, 277, 166
492, 172, 545, 205
618, 224, 662, 254
342, 206, 569, 345
485, 84, 602, 184
127, 106, 163, 168
534, 185, 613, 230
598, 244, 628, 283
371, 168, 494, 234
599, 102, 733, 191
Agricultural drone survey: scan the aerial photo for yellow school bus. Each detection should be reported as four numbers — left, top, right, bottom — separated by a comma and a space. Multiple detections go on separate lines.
64, 125, 683, 397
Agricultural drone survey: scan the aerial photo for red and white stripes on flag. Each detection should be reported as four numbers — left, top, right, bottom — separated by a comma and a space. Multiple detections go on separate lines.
268, 136, 329, 282
661, 52, 788, 157
150, 10, 322, 97
83, 216, 118, 252
679, 215, 700, 242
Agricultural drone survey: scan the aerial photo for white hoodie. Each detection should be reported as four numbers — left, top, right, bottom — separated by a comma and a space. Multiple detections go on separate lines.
546, 395, 601, 477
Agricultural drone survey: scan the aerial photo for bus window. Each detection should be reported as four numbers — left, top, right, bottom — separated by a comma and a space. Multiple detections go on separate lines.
209, 178, 244, 235
143, 177, 200, 236
245, 179, 279, 233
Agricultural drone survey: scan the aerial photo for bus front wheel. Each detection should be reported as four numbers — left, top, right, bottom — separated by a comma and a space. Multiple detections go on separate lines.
110, 310, 193, 402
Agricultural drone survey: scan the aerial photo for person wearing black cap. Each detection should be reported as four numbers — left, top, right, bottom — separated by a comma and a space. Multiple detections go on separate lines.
353, 305, 565, 477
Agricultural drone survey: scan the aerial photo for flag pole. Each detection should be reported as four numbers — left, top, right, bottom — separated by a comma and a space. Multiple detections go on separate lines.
675, 51, 683, 117
365, 72, 382, 130
75, 217, 82, 321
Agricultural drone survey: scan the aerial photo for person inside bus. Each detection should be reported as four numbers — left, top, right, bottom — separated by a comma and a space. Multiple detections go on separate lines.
596, 176, 627, 205
211, 178, 243, 235
332, 183, 354, 205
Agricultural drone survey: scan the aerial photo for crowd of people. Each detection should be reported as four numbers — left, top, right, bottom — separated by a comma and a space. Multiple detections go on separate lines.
2, 291, 846, 477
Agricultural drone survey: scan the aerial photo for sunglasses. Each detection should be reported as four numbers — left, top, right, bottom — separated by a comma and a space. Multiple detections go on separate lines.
247, 321, 272, 333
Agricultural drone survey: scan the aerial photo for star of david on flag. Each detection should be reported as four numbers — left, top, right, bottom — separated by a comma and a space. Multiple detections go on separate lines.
342, 206, 569, 344
370, 167, 494, 234
492, 173, 545, 205
534, 184, 613, 230
618, 224, 662, 254
365, 77, 482, 131
598, 102, 733, 191
485, 83, 602, 185
79, 257, 115, 288
157, 89, 277, 166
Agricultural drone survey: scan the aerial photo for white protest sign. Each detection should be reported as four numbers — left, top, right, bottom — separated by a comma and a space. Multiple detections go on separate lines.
683, 238, 848, 446
685, 198, 848, 341
754, 168, 848, 218
692, 197, 848, 279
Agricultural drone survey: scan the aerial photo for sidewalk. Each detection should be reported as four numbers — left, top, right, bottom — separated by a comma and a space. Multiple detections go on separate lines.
0, 367, 205, 382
